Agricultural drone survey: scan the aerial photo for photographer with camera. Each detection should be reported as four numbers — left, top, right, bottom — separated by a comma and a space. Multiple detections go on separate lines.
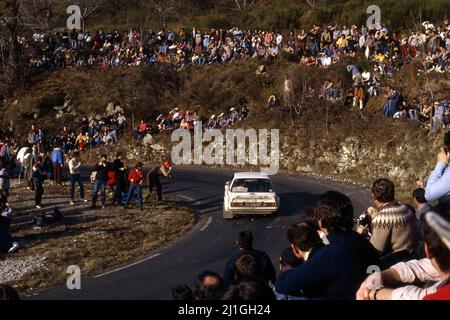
425, 131, 450, 203
370, 179, 419, 261
356, 203, 450, 300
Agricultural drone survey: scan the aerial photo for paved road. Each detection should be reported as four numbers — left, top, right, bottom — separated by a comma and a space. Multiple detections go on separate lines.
30, 167, 369, 300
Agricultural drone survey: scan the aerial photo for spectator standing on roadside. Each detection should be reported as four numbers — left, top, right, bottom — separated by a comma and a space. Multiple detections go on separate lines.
32, 156, 46, 209
124, 162, 145, 211
112, 152, 127, 206
68, 151, 87, 205
91, 155, 109, 210
0, 161, 10, 204
51, 146, 64, 185
146, 161, 172, 202
0, 195, 19, 254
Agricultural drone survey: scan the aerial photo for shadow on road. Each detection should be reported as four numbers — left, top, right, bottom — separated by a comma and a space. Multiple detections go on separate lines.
277, 192, 321, 217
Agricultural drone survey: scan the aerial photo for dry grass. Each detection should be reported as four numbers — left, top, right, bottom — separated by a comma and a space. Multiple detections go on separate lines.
1, 182, 195, 294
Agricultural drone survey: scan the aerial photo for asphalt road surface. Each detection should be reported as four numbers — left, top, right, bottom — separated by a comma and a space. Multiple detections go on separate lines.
30, 167, 370, 300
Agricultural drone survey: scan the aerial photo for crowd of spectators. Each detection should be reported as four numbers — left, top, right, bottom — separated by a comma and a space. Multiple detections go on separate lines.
133, 105, 250, 139
1, 20, 448, 74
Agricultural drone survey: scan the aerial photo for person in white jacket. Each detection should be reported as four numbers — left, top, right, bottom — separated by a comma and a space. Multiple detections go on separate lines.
356, 258, 441, 300
357, 206, 450, 300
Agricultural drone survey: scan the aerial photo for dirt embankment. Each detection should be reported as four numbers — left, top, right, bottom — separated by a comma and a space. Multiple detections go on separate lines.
1, 57, 449, 200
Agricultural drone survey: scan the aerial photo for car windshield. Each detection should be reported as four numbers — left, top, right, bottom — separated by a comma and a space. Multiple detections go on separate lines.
231, 179, 273, 193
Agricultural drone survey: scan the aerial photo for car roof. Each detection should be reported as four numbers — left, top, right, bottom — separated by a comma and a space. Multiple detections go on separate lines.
233, 172, 271, 180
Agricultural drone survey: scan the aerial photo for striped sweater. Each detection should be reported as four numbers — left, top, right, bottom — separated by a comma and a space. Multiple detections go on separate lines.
370, 203, 419, 257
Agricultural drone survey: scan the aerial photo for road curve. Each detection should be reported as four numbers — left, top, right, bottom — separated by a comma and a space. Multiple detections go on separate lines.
30, 167, 370, 300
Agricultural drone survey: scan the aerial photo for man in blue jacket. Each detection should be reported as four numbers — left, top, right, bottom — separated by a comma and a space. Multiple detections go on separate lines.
426, 131, 450, 203
275, 191, 380, 300
51, 146, 64, 185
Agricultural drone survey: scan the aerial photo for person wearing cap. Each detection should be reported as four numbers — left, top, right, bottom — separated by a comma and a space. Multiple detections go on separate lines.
207, 115, 217, 130
357, 204, 450, 300
146, 161, 172, 202
124, 162, 145, 211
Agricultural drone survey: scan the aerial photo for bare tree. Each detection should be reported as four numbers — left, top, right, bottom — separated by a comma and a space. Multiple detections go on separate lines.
233, 0, 258, 12
146, 0, 175, 28
0, 0, 56, 90
306, 0, 319, 8
218, 0, 259, 12
69, 0, 100, 31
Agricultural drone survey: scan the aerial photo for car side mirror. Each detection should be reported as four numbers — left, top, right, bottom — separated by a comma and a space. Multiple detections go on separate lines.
225, 181, 230, 191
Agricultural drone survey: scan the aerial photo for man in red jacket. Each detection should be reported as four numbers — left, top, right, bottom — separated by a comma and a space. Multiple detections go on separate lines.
124, 162, 145, 211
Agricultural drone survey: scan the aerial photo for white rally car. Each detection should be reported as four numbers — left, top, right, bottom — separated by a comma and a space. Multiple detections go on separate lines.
223, 172, 280, 220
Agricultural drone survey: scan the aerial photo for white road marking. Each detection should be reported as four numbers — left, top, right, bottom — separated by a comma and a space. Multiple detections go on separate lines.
177, 195, 195, 202
199, 206, 223, 214
93, 253, 162, 279
200, 217, 213, 232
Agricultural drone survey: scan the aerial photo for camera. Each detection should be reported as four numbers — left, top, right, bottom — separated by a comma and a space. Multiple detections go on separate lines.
354, 211, 373, 237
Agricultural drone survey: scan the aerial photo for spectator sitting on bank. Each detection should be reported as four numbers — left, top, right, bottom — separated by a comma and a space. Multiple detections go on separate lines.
425, 131, 450, 203
193, 271, 225, 301
353, 85, 365, 110
357, 203, 450, 300
369, 179, 419, 262
233, 254, 263, 282
432, 102, 446, 133
172, 285, 194, 301
276, 223, 325, 300
275, 191, 379, 300
413, 188, 432, 220
222, 279, 276, 301
223, 231, 276, 285
134, 120, 149, 140
266, 95, 279, 110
